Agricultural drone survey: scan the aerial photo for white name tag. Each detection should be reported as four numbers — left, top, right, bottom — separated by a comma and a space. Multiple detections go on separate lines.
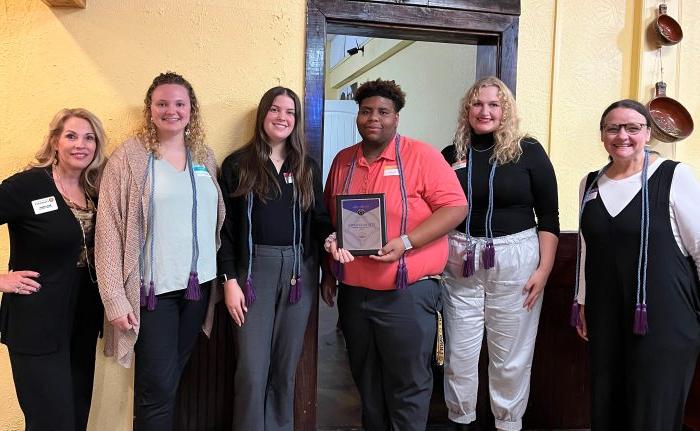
452, 161, 467, 170
583, 190, 598, 204
384, 166, 399, 176
32, 196, 59, 215
193, 165, 210, 177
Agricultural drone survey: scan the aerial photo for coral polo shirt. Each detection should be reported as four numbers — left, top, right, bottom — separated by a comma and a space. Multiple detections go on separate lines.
324, 134, 467, 290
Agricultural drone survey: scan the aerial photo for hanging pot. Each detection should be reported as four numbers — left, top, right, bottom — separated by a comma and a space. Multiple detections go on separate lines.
654, 4, 683, 46
647, 81, 694, 143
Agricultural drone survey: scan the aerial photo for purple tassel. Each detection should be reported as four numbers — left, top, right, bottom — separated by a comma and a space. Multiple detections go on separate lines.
570, 301, 581, 328
462, 246, 475, 278
140, 278, 147, 307
147, 281, 157, 311
184, 271, 201, 301
482, 241, 495, 269
332, 260, 344, 282
244, 276, 256, 307
633, 303, 648, 335
288, 277, 302, 304
395, 260, 409, 290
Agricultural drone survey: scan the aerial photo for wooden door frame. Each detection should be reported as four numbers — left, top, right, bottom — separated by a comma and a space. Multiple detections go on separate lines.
299, 1, 520, 429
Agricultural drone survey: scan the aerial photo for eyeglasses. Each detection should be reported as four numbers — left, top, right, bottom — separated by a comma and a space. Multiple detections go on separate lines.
602, 123, 648, 136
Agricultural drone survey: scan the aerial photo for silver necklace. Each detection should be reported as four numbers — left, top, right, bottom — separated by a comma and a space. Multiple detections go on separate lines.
471, 143, 495, 153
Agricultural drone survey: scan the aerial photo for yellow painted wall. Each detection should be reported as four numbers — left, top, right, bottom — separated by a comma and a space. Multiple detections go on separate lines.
518, 0, 699, 229
0, 0, 306, 429
0, 0, 698, 429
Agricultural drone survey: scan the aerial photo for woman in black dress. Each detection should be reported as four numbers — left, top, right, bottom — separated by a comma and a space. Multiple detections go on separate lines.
573, 99, 700, 430
0, 108, 106, 430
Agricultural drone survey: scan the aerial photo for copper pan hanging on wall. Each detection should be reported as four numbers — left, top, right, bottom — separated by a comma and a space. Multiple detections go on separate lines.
647, 81, 694, 143
654, 4, 683, 46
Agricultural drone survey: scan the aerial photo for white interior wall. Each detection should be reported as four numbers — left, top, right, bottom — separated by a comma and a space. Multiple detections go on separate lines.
326, 40, 477, 150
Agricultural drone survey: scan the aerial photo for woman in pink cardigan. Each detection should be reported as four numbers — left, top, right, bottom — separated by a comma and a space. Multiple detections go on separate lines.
95, 72, 224, 430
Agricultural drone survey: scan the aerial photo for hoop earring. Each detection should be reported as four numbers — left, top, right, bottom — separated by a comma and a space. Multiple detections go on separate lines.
53, 151, 59, 166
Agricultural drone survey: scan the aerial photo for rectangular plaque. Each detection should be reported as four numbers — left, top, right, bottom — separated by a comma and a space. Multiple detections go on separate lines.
336, 193, 387, 256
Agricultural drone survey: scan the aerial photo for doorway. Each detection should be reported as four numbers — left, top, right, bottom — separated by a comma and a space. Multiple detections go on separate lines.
304, 1, 521, 429
317, 36, 478, 429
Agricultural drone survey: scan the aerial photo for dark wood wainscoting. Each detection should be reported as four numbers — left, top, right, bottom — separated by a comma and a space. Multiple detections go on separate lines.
175, 232, 700, 430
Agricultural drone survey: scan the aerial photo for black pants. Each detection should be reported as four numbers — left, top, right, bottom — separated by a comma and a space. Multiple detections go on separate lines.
133, 284, 210, 431
9, 269, 102, 431
338, 279, 441, 431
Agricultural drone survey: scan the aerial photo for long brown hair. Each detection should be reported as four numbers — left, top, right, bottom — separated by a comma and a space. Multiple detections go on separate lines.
233, 87, 314, 210
136, 71, 207, 163
453, 76, 525, 165
30, 108, 107, 197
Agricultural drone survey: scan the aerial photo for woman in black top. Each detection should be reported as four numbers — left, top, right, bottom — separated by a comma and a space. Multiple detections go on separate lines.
441, 76, 559, 431
573, 100, 700, 430
0, 108, 106, 431
218, 87, 332, 431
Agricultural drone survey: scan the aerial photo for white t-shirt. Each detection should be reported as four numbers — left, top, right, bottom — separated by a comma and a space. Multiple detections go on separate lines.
144, 158, 218, 295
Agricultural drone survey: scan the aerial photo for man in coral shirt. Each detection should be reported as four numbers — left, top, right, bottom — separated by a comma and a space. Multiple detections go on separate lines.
322, 79, 467, 430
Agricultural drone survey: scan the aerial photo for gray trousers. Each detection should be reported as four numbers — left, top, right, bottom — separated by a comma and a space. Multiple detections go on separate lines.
338, 279, 441, 431
232, 244, 314, 431
442, 228, 542, 431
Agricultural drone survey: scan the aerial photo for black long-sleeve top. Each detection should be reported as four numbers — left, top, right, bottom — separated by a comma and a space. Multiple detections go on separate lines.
217, 150, 333, 283
442, 133, 560, 237
0, 167, 102, 354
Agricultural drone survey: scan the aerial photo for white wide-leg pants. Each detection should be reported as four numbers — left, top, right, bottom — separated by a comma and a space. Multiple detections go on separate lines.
442, 228, 542, 431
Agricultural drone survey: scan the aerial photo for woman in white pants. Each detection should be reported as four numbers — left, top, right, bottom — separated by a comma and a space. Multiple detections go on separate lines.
440, 76, 559, 431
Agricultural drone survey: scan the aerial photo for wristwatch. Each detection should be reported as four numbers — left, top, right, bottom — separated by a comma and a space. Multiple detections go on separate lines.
400, 234, 413, 251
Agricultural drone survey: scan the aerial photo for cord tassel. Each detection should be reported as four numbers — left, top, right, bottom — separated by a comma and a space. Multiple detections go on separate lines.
140, 278, 147, 307
570, 301, 581, 328
332, 260, 344, 282
482, 241, 495, 269
147, 281, 157, 311
395, 258, 409, 290
633, 303, 648, 335
462, 245, 475, 278
184, 271, 201, 301
289, 277, 302, 304
244, 276, 256, 307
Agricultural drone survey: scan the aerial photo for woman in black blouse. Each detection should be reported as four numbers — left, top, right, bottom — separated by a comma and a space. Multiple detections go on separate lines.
441, 76, 559, 431
217, 87, 332, 431
0, 108, 106, 431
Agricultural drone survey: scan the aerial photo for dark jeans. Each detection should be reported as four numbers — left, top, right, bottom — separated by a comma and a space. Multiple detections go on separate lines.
338, 279, 441, 431
133, 284, 210, 431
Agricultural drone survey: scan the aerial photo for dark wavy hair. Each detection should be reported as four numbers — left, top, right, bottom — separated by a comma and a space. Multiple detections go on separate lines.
599, 99, 653, 130
354, 79, 406, 112
233, 87, 314, 210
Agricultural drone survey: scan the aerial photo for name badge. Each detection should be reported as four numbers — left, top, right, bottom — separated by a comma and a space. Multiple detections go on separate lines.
452, 160, 467, 170
32, 196, 59, 215
283, 172, 294, 184
583, 189, 598, 204
193, 165, 210, 177
384, 165, 399, 176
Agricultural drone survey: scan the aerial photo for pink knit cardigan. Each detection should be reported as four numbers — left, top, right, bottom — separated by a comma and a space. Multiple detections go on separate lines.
95, 138, 225, 367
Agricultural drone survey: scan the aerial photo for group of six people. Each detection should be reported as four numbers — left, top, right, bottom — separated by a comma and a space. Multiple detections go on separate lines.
0, 71, 698, 431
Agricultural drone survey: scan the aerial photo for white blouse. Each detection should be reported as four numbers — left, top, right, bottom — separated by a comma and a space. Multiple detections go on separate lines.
577, 158, 700, 304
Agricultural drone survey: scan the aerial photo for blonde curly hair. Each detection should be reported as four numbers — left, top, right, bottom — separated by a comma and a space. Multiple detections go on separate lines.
136, 72, 207, 163
452, 76, 525, 165
30, 107, 107, 197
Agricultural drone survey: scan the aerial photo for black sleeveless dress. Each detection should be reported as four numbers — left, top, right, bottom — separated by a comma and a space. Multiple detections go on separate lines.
581, 160, 700, 430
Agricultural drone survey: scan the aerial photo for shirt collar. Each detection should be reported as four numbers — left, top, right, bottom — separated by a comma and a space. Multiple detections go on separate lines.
351, 134, 399, 166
